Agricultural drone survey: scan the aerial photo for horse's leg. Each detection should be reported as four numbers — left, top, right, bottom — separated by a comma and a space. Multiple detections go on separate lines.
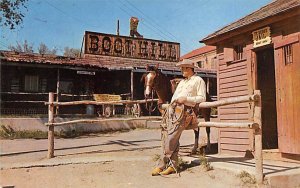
191, 128, 199, 155
204, 108, 211, 152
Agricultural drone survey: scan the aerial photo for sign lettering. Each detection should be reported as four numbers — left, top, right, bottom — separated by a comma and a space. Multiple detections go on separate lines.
84, 31, 180, 62
252, 27, 271, 48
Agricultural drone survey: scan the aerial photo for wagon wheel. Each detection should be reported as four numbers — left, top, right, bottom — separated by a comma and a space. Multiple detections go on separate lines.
131, 103, 141, 117
104, 105, 112, 118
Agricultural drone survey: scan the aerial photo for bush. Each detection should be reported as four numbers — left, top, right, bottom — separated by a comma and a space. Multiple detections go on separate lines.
0, 125, 48, 139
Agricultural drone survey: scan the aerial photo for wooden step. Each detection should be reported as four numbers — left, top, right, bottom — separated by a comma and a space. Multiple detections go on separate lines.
263, 149, 300, 163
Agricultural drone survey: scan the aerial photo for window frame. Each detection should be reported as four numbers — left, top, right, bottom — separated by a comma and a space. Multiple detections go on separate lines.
197, 60, 204, 68
283, 44, 293, 65
233, 44, 244, 61
24, 75, 39, 92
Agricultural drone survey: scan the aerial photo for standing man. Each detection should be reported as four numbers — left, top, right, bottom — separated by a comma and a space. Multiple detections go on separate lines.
151, 59, 206, 176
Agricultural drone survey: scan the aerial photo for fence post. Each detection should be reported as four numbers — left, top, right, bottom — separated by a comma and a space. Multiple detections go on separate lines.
254, 90, 263, 185
48, 92, 55, 158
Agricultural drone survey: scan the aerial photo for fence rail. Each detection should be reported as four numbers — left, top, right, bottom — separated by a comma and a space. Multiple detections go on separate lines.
197, 90, 262, 184
45, 90, 263, 185
0, 92, 135, 115
45, 99, 159, 106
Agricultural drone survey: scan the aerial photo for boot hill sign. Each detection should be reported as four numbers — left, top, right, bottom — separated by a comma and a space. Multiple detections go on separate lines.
84, 31, 180, 62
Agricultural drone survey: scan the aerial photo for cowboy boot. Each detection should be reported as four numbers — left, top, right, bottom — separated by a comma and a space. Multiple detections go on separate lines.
151, 167, 163, 176
160, 167, 176, 175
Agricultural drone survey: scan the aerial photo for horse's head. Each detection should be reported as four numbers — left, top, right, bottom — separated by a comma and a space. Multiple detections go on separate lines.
142, 64, 160, 99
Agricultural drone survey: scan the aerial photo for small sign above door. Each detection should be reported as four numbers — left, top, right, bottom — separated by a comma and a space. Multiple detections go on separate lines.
77, 71, 95, 75
252, 27, 271, 48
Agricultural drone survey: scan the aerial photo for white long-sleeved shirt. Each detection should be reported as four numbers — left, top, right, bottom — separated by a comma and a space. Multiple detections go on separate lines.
171, 75, 206, 107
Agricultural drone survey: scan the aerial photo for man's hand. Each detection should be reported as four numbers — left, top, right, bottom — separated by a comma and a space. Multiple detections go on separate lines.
176, 96, 187, 104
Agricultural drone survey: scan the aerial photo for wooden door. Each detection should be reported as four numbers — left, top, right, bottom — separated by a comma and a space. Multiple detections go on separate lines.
275, 39, 300, 154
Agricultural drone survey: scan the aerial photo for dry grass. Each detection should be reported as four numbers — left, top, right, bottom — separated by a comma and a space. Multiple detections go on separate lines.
0, 125, 87, 139
237, 170, 257, 186
199, 155, 213, 171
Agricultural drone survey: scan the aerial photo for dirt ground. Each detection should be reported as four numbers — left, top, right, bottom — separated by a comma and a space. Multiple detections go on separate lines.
0, 129, 257, 188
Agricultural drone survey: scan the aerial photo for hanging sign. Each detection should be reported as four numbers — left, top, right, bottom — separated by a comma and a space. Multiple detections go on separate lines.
77, 71, 95, 75
252, 27, 271, 48
84, 31, 180, 62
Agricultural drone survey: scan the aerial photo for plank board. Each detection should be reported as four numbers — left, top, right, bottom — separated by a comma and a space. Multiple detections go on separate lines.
220, 149, 247, 156
220, 137, 250, 145
219, 107, 249, 115
219, 103, 249, 109
219, 64, 247, 73
219, 74, 248, 85
219, 67, 248, 79
219, 60, 247, 71
219, 85, 249, 95
220, 79, 248, 89
219, 90, 249, 99
220, 131, 250, 138
220, 143, 250, 151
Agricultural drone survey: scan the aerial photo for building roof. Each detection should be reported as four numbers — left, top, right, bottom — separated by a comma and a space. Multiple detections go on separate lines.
0, 50, 217, 75
180, 46, 216, 60
201, 0, 300, 42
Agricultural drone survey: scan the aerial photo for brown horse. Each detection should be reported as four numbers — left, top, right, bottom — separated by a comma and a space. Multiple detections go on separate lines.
141, 65, 211, 153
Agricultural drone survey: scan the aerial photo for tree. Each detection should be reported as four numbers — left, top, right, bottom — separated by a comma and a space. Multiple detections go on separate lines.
8, 40, 33, 53
38, 43, 57, 55
64, 47, 81, 58
38, 43, 48, 54
0, 0, 28, 29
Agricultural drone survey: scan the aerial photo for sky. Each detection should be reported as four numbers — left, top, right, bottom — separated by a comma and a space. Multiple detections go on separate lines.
0, 0, 273, 56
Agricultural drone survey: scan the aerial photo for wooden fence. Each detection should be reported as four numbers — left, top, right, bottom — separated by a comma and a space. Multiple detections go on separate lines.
45, 92, 160, 156
197, 90, 262, 184
45, 90, 263, 184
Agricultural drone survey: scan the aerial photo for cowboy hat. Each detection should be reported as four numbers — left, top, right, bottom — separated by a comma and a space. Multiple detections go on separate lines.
176, 59, 198, 68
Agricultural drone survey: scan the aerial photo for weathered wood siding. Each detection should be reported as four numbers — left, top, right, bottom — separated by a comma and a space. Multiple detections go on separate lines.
274, 32, 300, 154
217, 47, 253, 156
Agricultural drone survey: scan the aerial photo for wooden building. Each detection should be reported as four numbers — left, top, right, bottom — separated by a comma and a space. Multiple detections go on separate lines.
201, 0, 300, 158
0, 32, 216, 116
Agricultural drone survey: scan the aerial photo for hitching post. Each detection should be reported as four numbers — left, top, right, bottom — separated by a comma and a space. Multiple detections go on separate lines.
254, 90, 263, 184
48, 92, 55, 158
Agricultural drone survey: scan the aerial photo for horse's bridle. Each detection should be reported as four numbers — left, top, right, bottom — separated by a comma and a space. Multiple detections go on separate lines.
144, 71, 158, 115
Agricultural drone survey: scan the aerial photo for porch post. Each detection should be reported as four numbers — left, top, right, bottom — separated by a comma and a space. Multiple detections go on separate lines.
56, 68, 60, 115
48, 92, 55, 158
131, 70, 134, 100
254, 90, 263, 185
207, 77, 210, 94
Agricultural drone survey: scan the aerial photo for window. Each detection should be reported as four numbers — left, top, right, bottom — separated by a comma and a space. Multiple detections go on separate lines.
197, 61, 204, 68
25, 75, 39, 92
211, 57, 217, 69
234, 45, 244, 61
283, 44, 293, 65
60, 81, 73, 94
